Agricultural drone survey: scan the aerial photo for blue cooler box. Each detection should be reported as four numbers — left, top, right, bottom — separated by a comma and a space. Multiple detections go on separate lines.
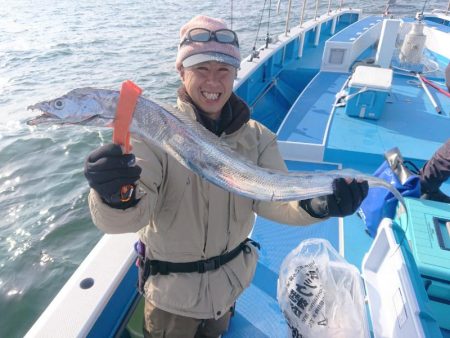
362, 219, 443, 338
346, 66, 393, 120
396, 197, 450, 330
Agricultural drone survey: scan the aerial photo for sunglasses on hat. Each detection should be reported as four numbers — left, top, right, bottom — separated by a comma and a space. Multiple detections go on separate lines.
180, 28, 239, 47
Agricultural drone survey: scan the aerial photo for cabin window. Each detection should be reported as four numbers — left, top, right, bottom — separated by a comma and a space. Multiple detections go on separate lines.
329, 48, 346, 65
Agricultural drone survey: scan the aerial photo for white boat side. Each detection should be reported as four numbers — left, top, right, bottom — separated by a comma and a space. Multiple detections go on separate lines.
25, 233, 138, 338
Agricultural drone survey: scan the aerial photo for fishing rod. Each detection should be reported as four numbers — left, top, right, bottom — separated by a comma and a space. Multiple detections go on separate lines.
416, 73, 442, 115
284, 0, 293, 36
383, 0, 396, 16
314, 0, 320, 19
300, 0, 308, 27
416, 0, 428, 21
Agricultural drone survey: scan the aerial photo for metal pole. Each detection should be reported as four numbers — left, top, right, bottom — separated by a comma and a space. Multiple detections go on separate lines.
417, 74, 442, 114
300, 0, 307, 26
339, 0, 344, 11
314, 0, 320, 19
327, 0, 332, 13
285, 0, 293, 36
446, 0, 450, 15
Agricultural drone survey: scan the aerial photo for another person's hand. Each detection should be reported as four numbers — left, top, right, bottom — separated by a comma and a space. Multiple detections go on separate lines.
84, 143, 142, 209
300, 178, 369, 218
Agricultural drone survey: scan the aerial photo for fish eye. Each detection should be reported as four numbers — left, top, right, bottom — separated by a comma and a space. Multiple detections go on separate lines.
54, 100, 65, 110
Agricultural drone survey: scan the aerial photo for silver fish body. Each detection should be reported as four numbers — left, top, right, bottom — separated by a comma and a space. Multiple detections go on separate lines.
28, 88, 406, 205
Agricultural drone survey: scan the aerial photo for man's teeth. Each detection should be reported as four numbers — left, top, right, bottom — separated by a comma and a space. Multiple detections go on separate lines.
202, 92, 220, 100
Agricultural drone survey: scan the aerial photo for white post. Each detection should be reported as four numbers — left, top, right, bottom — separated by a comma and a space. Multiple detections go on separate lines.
375, 19, 401, 68
314, 23, 322, 46
298, 33, 305, 58
331, 15, 337, 34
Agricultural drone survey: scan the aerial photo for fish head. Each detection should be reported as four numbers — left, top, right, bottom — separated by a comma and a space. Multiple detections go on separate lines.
27, 88, 116, 127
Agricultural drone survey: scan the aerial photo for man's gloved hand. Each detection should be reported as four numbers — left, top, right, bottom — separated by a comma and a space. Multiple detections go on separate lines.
84, 143, 142, 209
300, 178, 369, 218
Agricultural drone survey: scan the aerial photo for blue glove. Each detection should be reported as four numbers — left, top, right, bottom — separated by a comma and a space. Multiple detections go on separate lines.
84, 143, 142, 209
300, 178, 369, 218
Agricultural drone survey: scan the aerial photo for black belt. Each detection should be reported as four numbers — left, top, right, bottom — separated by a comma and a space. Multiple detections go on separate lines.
139, 238, 260, 277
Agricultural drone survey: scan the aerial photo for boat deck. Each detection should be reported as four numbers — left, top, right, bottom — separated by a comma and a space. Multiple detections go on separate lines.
277, 67, 450, 165
277, 72, 348, 144
227, 53, 450, 337
225, 161, 340, 338
326, 72, 450, 165
327, 15, 382, 42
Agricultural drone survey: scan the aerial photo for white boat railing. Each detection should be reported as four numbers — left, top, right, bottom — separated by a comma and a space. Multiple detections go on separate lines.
314, 0, 320, 19
285, 0, 349, 33
285, 0, 294, 36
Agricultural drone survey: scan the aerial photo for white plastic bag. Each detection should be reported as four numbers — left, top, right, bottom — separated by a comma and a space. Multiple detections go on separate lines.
277, 238, 368, 338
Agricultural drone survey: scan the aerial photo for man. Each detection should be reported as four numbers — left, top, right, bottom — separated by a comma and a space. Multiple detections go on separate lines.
84, 15, 368, 338
420, 63, 450, 202
420, 139, 450, 203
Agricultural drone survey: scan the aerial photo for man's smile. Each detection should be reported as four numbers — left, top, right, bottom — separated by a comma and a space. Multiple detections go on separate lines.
201, 91, 221, 101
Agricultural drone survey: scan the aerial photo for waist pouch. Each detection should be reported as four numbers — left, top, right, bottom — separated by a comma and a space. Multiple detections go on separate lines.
136, 238, 260, 293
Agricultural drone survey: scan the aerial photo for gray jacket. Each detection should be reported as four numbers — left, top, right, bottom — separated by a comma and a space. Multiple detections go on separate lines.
88, 98, 321, 319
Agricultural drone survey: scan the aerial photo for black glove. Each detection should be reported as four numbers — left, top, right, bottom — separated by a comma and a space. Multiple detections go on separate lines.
300, 178, 369, 218
84, 143, 142, 209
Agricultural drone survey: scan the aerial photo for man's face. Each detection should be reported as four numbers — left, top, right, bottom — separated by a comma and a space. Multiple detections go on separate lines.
180, 61, 237, 120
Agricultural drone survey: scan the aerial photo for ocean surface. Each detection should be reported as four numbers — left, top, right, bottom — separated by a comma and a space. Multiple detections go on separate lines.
0, 0, 445, 336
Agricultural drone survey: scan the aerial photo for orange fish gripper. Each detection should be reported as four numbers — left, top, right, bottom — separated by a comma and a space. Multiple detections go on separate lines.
113, 80, 143, 202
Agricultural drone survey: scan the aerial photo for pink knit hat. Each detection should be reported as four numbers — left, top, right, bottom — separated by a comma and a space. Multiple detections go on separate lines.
175, 15, 241, 71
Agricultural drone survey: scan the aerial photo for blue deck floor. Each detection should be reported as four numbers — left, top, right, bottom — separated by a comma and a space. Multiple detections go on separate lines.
235, 70, 450, 338
325, 72, 450, 165
277, 72, 348, 144
225, 161, 339, 337
228, 14, 450, 336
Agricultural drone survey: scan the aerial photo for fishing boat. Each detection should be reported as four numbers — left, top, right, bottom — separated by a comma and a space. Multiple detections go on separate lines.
25, 1, 450, 337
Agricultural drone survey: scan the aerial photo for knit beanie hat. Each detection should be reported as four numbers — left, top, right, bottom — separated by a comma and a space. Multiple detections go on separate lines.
175, 15, 241, 71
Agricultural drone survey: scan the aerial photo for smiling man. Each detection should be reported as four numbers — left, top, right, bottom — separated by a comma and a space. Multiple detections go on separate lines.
84, 15, 368, 338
